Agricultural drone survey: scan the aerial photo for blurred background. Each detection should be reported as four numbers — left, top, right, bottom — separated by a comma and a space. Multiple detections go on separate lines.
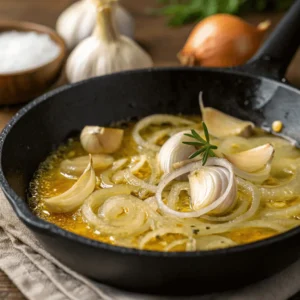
0, 0, 299, 83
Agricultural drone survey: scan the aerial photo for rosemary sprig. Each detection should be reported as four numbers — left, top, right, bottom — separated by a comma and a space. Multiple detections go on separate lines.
182, 122, 218, 165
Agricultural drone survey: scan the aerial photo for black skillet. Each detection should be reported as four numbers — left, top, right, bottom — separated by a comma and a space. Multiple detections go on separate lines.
1, 1, 300, 295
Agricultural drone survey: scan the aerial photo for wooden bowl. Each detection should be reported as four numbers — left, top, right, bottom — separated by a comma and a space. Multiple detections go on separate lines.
0, 20, 67, 105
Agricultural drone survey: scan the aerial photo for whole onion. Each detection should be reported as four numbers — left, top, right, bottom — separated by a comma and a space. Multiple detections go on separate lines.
178, 14, 270, 67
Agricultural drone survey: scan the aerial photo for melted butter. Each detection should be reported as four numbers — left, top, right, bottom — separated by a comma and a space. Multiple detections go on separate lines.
28, 118, 300, 251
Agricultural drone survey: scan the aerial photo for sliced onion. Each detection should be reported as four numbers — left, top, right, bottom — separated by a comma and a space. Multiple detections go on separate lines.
227, 178, 260, 223
124, 169, 157, 193
132, 114, 195, 151
260, 170, 300, 200
82, 185, 154, 237
100, 158, 128, 188
144, 196, 158, 211
195, 235, 236, 250
139, 227, 192, 249
167, 182, 190, 209
233, 163, 271, 184
155, 158, 235, 218
192, 219, 285, 236
201, 199, 248, 222
263, 203, 300, 218
164, 239, 189, 251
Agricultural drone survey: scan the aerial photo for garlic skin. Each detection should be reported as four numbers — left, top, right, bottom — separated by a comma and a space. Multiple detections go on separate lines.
56, 0, 134, 49
60, 154, 114, 177
80, 126, 124, 154
189, 167, 237, 215
158, 131, 196, 174
66, 2, 152, 83
200, 94, 254, 138
44, 155, 96, 213
224, 143, 274, 173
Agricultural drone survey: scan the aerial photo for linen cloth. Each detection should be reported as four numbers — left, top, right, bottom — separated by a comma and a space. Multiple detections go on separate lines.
1, 189, 299, 300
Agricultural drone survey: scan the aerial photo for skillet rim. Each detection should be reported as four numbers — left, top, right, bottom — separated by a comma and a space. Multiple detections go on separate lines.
1, 66, 300, 258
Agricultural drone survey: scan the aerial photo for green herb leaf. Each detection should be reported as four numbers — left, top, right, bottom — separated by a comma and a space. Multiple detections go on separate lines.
154, 0, 293, 27
202, 121, 210, 143
188, 147, 207, 159
182, 122, 218, 165
182, 141, 205, 146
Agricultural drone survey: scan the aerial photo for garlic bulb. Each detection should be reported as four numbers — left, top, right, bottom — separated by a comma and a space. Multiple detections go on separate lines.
80, 126, 124, 154
56, 0, 134, 49
44, 155, 96, 213
60, 154, 114, 177
158, 131, 196, 174
200, 94, 254, 138
224, 143, 274, 173
189, 166, 237, 215
66, 1, 153, 83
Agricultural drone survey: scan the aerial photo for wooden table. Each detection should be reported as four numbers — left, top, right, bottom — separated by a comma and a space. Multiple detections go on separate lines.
1, 1, 300, 299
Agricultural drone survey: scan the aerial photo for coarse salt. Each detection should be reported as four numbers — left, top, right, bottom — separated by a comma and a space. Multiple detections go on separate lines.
0, 31, 60, 73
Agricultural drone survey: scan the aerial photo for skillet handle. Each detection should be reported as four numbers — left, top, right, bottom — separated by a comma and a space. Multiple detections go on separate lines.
236, 0, 300, 80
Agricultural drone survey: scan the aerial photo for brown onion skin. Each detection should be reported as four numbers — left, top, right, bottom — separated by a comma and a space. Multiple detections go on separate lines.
178, 14, 270, 67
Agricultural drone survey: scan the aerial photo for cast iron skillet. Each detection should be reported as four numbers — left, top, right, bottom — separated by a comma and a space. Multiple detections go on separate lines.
1, 1, 300, 296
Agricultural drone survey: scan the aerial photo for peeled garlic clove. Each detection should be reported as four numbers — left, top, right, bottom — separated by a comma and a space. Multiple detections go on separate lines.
158, 131, 196, 174
60, 154, 114, 177
224, 143, 274, 173
200, 94, 254, 138
156, 158, 236, 218
44, 155, 96, 213
188, 166, 236, 215
80, 126, 124, 154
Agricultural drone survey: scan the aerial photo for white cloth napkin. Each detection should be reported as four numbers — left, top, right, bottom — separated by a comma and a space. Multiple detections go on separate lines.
0, 189, 299, 300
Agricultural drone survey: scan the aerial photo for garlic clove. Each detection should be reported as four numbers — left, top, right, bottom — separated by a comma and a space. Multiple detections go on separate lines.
158, 131, 197, 174
80, 126, 124, 154
224, 143, 274, 173
200, 94, 254, 138
66, 1, 152, 83
188, 166, 236, 215
60, 154, 114, 178
44, 155, 96, 213
156, 157, 237, 218
56, 0, 134, 49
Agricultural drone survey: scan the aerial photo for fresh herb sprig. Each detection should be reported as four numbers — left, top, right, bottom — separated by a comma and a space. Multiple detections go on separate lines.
154, 0, 294, 27
182, 122, 218, 165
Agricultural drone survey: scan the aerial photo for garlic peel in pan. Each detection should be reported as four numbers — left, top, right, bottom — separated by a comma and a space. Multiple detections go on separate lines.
224, 143, 274, 173
200, 94, 254, 138
66, 1, 152, 83
56, 0, 134, 49
158, 131, 196, 174
189, 166, 237, 215
44, 155, 96, 213
80, 126, 124, 154
60, 154, 114, 177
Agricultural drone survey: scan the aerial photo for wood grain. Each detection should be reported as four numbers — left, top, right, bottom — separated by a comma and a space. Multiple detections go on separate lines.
0, 0, 300, 299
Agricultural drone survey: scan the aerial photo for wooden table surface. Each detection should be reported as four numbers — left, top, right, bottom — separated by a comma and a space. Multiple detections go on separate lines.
1, 1, 300, 299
